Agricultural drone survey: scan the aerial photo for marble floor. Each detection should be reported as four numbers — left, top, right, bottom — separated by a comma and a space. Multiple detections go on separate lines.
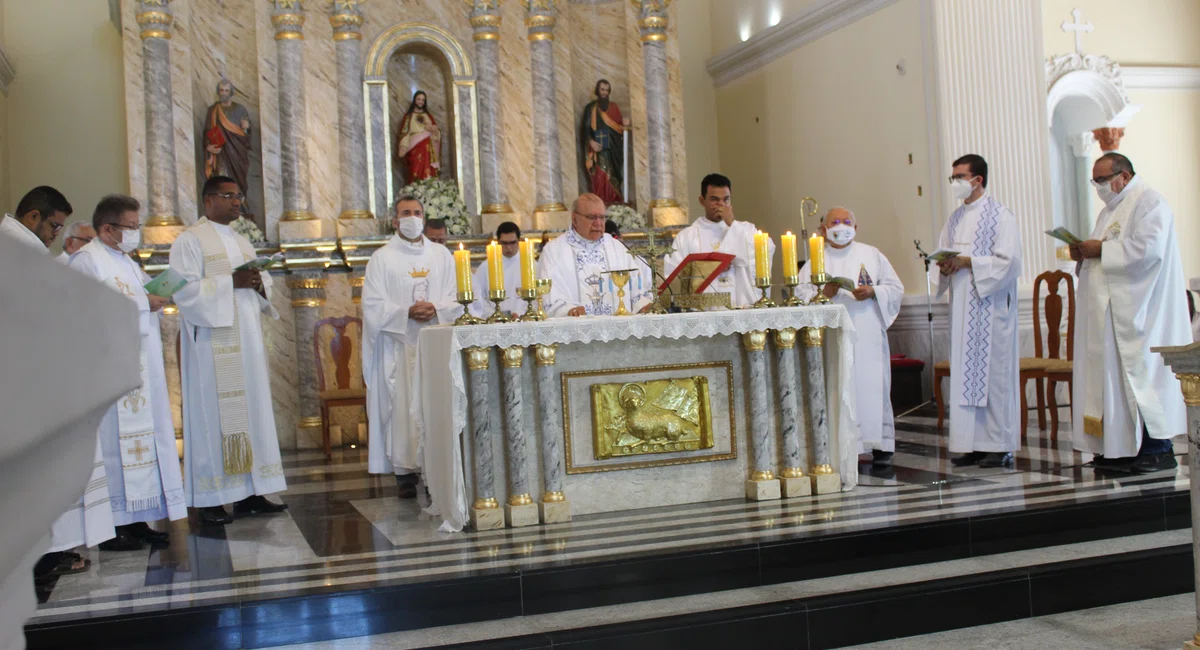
28, 407, 1190, 632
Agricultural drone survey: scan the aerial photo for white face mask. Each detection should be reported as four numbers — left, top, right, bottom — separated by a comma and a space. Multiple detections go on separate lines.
397, 216, 424, 239
826, 224, 856, 246
117, 227, 140, 254
950, 179, 975, 201
1091, 178, 1119, 205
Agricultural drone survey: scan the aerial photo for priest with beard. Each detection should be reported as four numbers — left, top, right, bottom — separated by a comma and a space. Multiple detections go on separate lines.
362, 195, 461, 498
1070, 152, 1190, 473
579, 79, 626, 204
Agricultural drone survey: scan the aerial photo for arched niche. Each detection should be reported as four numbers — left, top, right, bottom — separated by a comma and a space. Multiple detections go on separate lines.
1044, 54, 1141, 236
364, 23, 481, 222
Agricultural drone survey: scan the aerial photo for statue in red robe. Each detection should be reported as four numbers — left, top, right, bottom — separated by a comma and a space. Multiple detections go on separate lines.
579, 79, 627, 205
395, 91, 441, 184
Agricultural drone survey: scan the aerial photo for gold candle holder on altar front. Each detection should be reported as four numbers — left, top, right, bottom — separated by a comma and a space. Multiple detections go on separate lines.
487, 289, 511, 324
455, 291, 483, 326
782, 274, 802, 306
535, 277, 551, 320
518, 287, 543, 322
809, 272, 833, 305
753, 276, 776, 308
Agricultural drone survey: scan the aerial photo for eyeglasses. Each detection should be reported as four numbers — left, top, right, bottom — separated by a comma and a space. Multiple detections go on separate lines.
48, 222, 65, 234
207, 192, 245, 201
947, 174, 975, 183
572, 211, 606, 221
1091, 172, 1120, 185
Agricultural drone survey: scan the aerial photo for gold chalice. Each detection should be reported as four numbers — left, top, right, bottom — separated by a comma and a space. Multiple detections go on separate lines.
535, 278, 551, 320
606, 270, 632, 316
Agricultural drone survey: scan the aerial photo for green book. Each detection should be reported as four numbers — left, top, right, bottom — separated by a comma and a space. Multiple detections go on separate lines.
144, 268, 188, 298
235, 252, 285, 271
928, 248, 961, 263
1045, 227, 1083, 245
832, 277, 856, 291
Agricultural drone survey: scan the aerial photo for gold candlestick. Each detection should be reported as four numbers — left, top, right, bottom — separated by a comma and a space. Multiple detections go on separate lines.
753, 276, 776, 308
455, 290, 482, 326
782, 274, 802, 306
518, 287, 543, 322
487, 289, 511, 323
810, 272, 833, 305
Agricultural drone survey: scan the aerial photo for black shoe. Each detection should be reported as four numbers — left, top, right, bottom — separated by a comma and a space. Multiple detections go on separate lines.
233, 495, 289, 517
125, 522, 169, 544
197, 506, 234, 526
871, 450, 894, 467
99, 530, 146, 552
977, 452, 1015, 468
397, 483, 418, 499
1130, 453, 1178, 474
951, 452, 985, 467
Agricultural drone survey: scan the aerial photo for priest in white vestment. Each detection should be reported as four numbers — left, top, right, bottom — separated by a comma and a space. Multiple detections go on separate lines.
935, 154, 1023, 468
363, 195, 461, 498
469, 221, 525, 319
57, 222, 94, 264
70, 195, 187, 550
169, 176, 287, 526
798, 208, 904, 465
664, 173, 774, 308
538, 193, 653, 317
1070, 153, 1189, 474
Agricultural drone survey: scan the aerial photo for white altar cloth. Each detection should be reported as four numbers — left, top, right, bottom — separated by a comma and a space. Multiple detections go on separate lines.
416, 305, 859, 532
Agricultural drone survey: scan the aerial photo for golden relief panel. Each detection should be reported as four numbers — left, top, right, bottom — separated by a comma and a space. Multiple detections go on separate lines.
590, 376, 713, 460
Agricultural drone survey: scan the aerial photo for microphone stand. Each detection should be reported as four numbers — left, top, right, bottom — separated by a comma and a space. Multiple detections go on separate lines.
909, 239, 938, 413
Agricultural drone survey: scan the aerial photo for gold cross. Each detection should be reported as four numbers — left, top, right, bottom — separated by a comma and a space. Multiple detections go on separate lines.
127, 440, 150, 462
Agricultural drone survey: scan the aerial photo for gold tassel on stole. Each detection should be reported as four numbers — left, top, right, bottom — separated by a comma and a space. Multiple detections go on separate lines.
1083, 416, 1104, 438
223, 432, 255, 475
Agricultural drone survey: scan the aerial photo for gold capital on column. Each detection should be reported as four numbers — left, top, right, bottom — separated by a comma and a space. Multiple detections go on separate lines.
1177, 373, 1200, 406
502, 345, 525, 369
465, 347, 491, 371
773, 328, 797, 349
742, 330, 767, 352
801, 327, 824, 348
534, 343, 557, 366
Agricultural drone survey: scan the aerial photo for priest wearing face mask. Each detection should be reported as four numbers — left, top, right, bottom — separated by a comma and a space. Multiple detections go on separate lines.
362, 195, 461, 498
935, 154, 1023, 469
797, 207, 904, 465
1069, 152, 1189, 473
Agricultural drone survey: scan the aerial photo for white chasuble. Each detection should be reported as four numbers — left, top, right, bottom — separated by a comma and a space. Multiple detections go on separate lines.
935, 194, 1023, 454
70, 241, 186, 524
469, 253, 525, 318
664, 219, 773, 309
537, 229, 653, 317
798, 241, 904, 451
169, 218, 285, 507
1073, 178, 1189, 458
362, 236, 461, 476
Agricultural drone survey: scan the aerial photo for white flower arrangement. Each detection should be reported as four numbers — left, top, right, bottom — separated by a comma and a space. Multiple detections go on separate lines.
606, 203, 646, 231
396, 178, 472, 235
230, 216, 265, 244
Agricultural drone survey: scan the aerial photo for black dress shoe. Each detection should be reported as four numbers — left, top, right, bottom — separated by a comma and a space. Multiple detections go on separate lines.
197, 506, 234, 526
977, 452, 1015, 468
951, 451, 985, 467
396, 483, 418, 499
233, 495, 289, 517
125, 522, 169, 543
872, 450, 894, 467
1130, 453, 1178, 474
99, 530, 146, 552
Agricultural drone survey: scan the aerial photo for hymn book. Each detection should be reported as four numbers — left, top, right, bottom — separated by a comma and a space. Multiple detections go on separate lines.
1045, 227, 1083, 245
235, 252, 285, 271
143, 268, 188, 298
927, 249, 961, 263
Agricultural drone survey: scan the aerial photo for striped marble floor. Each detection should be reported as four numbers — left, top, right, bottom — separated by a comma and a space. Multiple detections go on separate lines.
29, 408, 1189, 626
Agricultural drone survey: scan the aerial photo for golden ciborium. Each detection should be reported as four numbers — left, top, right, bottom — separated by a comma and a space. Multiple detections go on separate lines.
606, 269, 633, 316
535, 277, 551, 320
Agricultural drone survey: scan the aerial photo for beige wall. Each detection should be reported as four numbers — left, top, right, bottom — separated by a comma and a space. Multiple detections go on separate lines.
4, 0, 127, 252
714, 0, 933, 291
1043, 0, 1200, 66
710, 0, 824, 53
677, 0, 720, 216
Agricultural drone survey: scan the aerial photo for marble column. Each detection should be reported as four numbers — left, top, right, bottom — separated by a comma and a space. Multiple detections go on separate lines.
135, 1, 183, 238
470, 0, 521, 232
742, 331, 780, 501
802, 327, 840, 494
773, 328, 810, 498
636, 1, 684, 227
288, 274, 326, 450
271, 0, 320, 240
466, 347, 503, 530
329, 1, 375, 239
523, 0, 570, 230
501, 346, 538, 527
534, 344, 570, 523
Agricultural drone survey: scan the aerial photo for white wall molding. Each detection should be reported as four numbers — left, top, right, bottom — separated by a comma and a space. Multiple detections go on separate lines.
1122, 66, 1200, 91
705, 0, 899, 87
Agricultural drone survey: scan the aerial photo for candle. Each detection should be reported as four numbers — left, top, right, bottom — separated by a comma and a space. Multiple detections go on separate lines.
754, 230, 770, 281
781, 232, 797, 277
486, 240, 504, 292
454, 243, 472, 295
808, 234, 826, 277
518, 238, 536, 291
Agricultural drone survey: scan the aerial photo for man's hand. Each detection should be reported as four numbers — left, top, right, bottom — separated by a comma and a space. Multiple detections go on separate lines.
241, 119, 251, 131
408, 301, 436, 322
1074, 240, 1103, 259
852, 285, 875, 301
821, 282, 840, 299
568, 306, 587, 317
589, 139, 603, 153
149, 295, 170, 312
948, 255, 972, 270
232, 268, 262, 291
937, 259, 954, 276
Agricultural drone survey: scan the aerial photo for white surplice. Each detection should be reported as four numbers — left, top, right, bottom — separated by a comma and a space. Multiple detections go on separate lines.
468, 253, 525, 318
362, 236, 461, 476
664, 219, 774, 308
169, 220, 286, 507
935, 193, 1023, 454
798, 241, 904, 451
70, 241, 187, 524
1072, 177, 1190, 458
537, 228, 653, 317
0, 215, 45, 251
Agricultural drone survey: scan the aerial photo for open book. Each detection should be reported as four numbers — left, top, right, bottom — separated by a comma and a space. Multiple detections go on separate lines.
1045, 227, 1083, 245
927, 248, 961, 263
235, 252, 285, 271
830, 277, 856, 291
144, 268, 188, 298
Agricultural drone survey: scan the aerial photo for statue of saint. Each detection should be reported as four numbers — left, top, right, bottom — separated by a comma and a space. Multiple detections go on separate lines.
579, 79, 628, 205
395, 90, 441, 184
203, 79, 253, 213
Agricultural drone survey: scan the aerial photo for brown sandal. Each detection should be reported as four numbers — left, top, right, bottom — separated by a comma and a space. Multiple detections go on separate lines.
53, 555, 91, 575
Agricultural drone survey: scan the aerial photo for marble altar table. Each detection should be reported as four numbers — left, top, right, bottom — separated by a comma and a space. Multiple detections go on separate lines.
417, 306, 859, 532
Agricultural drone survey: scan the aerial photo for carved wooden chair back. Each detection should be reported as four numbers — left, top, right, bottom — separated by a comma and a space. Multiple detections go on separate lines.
1033, 270, 1075, 362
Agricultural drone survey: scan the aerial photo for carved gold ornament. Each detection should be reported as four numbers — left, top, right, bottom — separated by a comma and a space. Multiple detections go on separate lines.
534, 344, 557, 366
773, 328, 797, 350
465, 346, 490, 371
501, 346, 525, 369
1178, 373, 1200, 406
801, 326, 824, 347
742, 330, 767, 352
590, 376, 713, 460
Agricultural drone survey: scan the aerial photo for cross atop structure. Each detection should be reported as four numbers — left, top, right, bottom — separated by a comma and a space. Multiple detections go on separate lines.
127, 440, 151, 463
1061, 8, 1094, 55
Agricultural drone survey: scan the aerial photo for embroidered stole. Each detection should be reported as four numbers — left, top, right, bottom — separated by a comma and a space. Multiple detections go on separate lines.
946, 197, 1001, 407
84, 240, 164, 511
191, 218, 257, 475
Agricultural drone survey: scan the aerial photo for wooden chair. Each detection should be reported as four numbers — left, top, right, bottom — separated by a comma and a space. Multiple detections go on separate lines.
313, 316, 367, 460
1030, 271, 1074, 442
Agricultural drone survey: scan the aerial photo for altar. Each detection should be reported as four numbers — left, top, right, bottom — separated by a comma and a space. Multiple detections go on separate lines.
417, 305, 860, 532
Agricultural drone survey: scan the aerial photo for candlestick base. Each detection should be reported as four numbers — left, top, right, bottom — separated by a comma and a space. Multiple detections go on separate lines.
487, 290, 511, 324
518, 287, 543, 322
809, 272, 833, 305
782, 275, 802, 306
454, 291, 483, 326
753, 277, 776, 309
